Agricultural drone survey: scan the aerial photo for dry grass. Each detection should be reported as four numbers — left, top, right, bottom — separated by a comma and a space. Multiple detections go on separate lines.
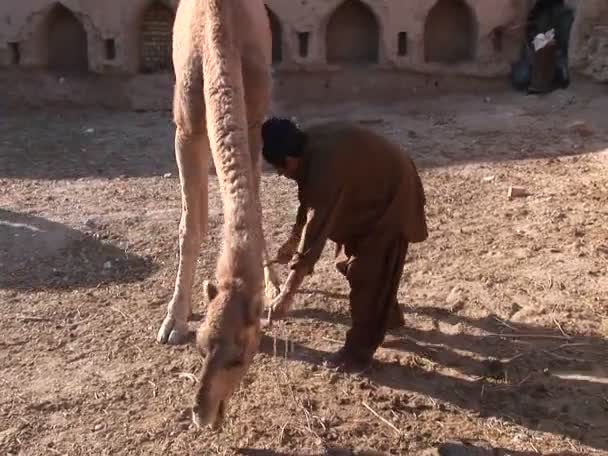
1, 84, 608, 455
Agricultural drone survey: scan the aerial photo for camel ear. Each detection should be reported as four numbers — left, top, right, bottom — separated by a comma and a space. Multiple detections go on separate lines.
203, 280, 218, 304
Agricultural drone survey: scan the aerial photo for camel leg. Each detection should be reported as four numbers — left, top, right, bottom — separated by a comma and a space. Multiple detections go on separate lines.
248, 123, 281, 299
158, 127, 209, 345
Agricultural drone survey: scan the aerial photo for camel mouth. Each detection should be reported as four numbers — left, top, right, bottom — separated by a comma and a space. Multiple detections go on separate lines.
213, 400, 226, 429
192, 399, 227, 430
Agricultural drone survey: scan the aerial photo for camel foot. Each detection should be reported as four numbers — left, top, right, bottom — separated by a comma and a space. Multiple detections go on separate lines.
157, 315, 190, 345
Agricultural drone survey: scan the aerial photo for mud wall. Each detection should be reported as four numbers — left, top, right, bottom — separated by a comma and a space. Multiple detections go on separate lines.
569, 0, 608, 82
0, 0, 605, 109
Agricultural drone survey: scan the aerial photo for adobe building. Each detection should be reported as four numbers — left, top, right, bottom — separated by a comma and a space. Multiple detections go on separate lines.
0, 0, 606, 109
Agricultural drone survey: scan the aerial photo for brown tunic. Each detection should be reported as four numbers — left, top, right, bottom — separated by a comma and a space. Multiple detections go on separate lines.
289, 121, 428, 275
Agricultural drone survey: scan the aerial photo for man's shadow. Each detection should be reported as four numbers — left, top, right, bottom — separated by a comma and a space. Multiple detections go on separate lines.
0, 209, 156, 290
237, 445, 582, 456
258, 291, 608, 452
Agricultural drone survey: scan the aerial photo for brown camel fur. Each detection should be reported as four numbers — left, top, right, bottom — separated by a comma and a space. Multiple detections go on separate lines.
155, 0, 280, 428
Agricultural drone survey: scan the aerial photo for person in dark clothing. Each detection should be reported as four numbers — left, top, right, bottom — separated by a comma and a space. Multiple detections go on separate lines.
261, 117, 428, 371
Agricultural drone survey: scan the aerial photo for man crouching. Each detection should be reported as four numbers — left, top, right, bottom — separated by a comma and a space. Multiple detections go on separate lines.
262, 118, 428, 372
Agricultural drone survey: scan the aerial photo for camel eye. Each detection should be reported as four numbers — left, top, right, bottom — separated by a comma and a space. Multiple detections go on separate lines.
225, 344, 245, 369
198, 337, 217, 357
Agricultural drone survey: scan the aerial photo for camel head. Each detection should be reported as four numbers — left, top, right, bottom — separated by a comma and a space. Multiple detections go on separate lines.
192, 280, 262, 429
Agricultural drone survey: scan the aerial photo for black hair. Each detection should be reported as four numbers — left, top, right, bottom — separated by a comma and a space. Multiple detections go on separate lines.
261, 117, 307, 167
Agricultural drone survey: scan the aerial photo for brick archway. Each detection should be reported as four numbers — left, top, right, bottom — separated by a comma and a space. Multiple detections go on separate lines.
139, 1, 175, 73
424, 0, 477, 64
326, 0, 380, 65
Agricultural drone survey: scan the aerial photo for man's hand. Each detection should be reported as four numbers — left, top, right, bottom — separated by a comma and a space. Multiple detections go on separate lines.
261, 289, 294, 329
276, 238, 299, 265
268, 290, 294, 321
262, 268, 307, 327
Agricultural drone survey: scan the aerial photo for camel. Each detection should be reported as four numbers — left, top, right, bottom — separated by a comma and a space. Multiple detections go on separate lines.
155, 0, 281, 428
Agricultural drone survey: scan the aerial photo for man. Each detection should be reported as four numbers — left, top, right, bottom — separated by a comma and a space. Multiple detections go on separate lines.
262, 117, 428, 371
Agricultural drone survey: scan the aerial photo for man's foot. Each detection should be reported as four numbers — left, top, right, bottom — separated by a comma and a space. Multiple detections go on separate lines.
387, 304, 405, 330
323, 347, 372, 374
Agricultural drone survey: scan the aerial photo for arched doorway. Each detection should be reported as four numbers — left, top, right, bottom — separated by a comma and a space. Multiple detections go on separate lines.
424, 0, 477, 63
512, 0, 574, 92
265, 7, 283, 64
140, 1, 175, 73
326, 0, 380, 65
527, 0, 573, 56
46, 3, 89, 74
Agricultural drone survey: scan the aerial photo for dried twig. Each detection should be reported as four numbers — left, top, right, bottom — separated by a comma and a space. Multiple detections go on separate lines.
493, 316, 518, 331
556, 342, 595, 350
282, 370, 322, 443
505, 353, 525, 364
541, 350, 584, 362
362, 401, 401, 436
517, 373, 533, 386
553, 318, 570, 338
322, 336, 343, 345
177, 372, 198, 384
148, 380, 157, 398
110, 306, 134, 322
16, 315, 52, 323
277, 422, 288, 446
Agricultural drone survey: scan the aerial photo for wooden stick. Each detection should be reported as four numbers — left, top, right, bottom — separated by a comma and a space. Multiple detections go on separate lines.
363, 402, 401, 436
484, 332, 572, 341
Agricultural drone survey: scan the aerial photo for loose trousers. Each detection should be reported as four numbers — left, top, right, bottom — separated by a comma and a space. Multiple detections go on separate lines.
334, 235, 409, 361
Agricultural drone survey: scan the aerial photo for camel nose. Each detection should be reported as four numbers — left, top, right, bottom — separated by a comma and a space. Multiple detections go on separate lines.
191, 405, 207, 428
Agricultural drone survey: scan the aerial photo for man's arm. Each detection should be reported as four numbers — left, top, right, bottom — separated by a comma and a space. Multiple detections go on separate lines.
269, 184, 345, 319
289, 197, 341, 275
275, 203, 307, 264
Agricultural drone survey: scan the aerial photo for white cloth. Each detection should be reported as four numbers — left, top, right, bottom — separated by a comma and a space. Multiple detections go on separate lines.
533, 29, 556, 51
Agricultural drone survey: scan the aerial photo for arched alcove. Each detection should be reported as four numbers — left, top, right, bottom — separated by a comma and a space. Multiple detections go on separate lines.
424, 0, 477, 64
265, 7, 283, 64
326, 0, 380, 65
139, 1, 175, 73
45, 3, 89, 74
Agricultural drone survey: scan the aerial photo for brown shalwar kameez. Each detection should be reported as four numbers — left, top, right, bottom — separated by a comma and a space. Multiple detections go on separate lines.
288, 121, 428, 364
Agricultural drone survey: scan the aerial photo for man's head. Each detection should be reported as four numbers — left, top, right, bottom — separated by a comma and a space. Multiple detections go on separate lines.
261, 117, 307, 179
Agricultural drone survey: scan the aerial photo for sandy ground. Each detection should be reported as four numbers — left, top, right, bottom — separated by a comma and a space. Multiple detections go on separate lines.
1, 84, 608, 456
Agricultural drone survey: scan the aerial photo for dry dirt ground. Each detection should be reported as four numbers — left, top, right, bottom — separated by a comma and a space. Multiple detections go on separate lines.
1, 83, 608, 456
